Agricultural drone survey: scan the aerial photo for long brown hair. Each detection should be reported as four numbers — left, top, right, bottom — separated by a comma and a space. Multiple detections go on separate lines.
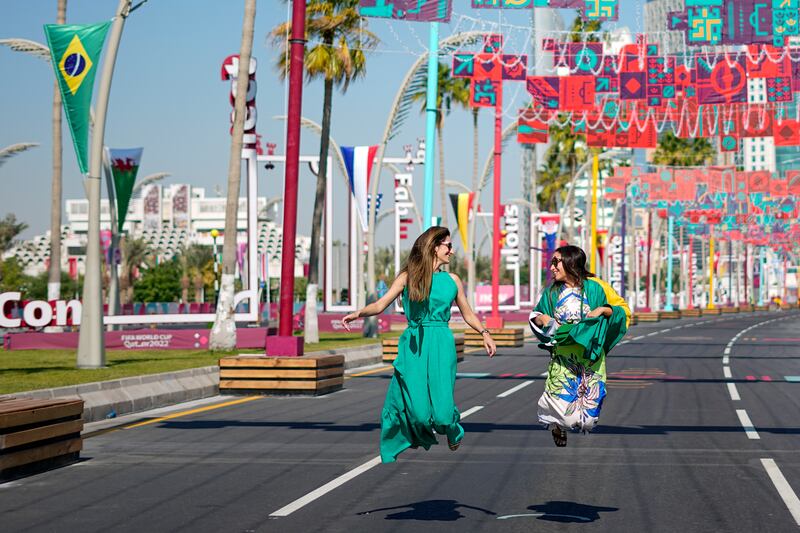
400, 226, 450, 302
554, 245, 595, 287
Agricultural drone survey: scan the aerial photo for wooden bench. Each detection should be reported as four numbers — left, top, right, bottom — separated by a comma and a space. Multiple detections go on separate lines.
701, 307, 722, 315
465, 327, 525, 349
0, 397, 83, 481
218, 355, 344, 396
634, 312, 660, 322
382, 334, 465, 363
721, 306, 740, 314
658, 310, 681, 319
680, 308, 702, 317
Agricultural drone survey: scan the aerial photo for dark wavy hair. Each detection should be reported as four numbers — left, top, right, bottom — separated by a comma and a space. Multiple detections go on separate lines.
553, 245, 595, 287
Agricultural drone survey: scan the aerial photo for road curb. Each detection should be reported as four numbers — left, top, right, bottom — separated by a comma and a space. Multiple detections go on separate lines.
7, 343, 384, 423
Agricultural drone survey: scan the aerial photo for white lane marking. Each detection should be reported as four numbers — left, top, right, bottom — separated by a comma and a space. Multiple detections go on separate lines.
460, 405, 484, 418
723, 366, 732, 379
632, 336, 644, 340
761, 459, 800, 526
270, 404, 486, 517
269, 456, 382, 517
540, 371, 548, 377
728, 383, 741, 401
736, 409, 760, 439
722, 355, 730, 365
647, 332, 658, 337
723, 347, 731, 355
497, 380, 534, 398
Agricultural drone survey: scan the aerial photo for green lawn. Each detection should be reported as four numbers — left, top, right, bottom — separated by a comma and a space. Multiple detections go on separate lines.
0, 331, 401, 395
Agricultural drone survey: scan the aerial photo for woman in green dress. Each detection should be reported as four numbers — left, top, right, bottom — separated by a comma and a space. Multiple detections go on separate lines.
529, 245, 630, 447
342, 226, 497, 463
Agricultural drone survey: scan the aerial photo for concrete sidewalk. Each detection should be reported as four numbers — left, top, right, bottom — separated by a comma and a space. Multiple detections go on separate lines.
8, 344, 383, 423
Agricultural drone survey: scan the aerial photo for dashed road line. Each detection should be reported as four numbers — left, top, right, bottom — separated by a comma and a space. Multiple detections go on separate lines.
727, 383, 741, 401
497, 380, 534, 398
761, 458, 800, 526
735, 409, 760, 439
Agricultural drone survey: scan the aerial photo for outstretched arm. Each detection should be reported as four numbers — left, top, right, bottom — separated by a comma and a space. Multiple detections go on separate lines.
341, 272, 407, 332
450, 273, 496, 357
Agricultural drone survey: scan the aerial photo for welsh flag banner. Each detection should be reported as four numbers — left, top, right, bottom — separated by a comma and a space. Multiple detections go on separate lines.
44, 21, 111, 174
106, 147, 143, 232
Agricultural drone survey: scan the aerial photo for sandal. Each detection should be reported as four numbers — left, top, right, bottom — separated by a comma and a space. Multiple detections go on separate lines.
448, 439, 461, 451
552, 426, 567, 447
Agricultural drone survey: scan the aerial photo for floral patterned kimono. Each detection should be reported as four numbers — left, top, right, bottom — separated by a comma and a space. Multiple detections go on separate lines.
529, 277, 630, 433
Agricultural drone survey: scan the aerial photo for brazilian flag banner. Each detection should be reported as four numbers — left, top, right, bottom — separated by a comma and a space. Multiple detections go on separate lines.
44, 21, 111, 174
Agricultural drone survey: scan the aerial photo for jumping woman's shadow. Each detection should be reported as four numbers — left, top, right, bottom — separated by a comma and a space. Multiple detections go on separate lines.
357, 499, 496, 521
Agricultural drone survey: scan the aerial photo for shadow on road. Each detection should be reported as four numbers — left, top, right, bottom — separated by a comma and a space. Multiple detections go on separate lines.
356, 499, 496, 521
524, 500, 618, 523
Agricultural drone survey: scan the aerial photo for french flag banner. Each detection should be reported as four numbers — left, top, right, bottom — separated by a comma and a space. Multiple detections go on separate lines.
341, 145, 378, 231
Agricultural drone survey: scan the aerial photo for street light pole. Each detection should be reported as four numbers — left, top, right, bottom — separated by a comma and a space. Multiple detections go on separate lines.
590, 152, 599, 274
76, 0, 131, 368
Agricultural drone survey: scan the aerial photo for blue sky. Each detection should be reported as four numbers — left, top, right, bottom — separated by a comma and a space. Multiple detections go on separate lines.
0, 1, 642, 245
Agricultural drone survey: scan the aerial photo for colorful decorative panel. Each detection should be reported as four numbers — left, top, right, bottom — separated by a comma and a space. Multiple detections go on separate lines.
359, 0, 452, 22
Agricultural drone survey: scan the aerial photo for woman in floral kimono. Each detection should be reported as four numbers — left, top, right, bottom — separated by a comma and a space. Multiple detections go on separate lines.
529, 245, 630, 447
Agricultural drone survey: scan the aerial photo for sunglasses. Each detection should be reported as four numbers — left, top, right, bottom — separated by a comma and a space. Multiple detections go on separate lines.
550, 257, 563, 267
440, 241, 453, 251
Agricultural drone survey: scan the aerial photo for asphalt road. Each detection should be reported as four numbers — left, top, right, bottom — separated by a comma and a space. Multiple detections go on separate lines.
2, 311, 799, 532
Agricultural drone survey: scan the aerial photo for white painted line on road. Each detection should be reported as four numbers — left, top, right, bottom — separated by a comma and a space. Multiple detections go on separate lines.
722, 355, 730, 365
632, 336, 644, 340
727, 383, 741, 401
269, 456, 382, 517
270, 403, 487, 518
460, 405, 485, 418
497, 380, 534, 398
723, 366, 732, 379
647, 332, 658, 337
723, 347, 731, 355
761, 459, 800, 526
736, 409, 760, 439
540, 371, 548, 377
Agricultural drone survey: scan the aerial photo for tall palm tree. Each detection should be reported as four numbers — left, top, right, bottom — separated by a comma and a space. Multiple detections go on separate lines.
652, 131, 715, 166
119, 236, 149, 305
210, 0, 256, 351
1, 0, 65, 301
271, 0, 378, 343
409, 62, 470, 230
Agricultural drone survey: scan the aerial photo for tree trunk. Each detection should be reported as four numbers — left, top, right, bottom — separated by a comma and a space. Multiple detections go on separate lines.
437, 122, 448, 231
47, 0, 67, 301
210, 0, 256, 351
467, 109, 479, 307
305, 69, 333, 344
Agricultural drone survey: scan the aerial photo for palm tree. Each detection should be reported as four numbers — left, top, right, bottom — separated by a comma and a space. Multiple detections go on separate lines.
1, 0, 66, 302
177, 244, 212, 303
119, 236, 150, 305
0, 143, 39, 168
409, 62, 470, 230
652, 131, 715, 166
270, 0, 378, 343
210, 0, 256, 351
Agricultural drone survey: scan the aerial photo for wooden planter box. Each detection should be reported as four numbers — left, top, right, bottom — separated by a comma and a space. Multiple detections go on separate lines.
382, 334, 465, 363
0, 398, 83, 481
658, 310, 681, 319
739, 304, 754, 312
219, 355, 344, 396
465, 327, 524, 349
701, 308, 722, 315
753, 305, 769, 311
634, 312, 660, 322
721, 306, 740, 314
680, 309, 702, 317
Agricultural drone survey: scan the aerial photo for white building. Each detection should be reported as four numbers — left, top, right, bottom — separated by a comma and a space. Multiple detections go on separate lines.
8, 184, 310, 278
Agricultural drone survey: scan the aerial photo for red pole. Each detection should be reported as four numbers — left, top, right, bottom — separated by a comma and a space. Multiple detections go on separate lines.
486, 84, 503, 329
688, 236, 693, 308
267, 0, 306, 356
645, 212, 652, 311
744, 243, 748, 304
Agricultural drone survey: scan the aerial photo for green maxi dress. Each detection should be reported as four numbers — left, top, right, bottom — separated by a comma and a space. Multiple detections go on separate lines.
380, 271, 462, 463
